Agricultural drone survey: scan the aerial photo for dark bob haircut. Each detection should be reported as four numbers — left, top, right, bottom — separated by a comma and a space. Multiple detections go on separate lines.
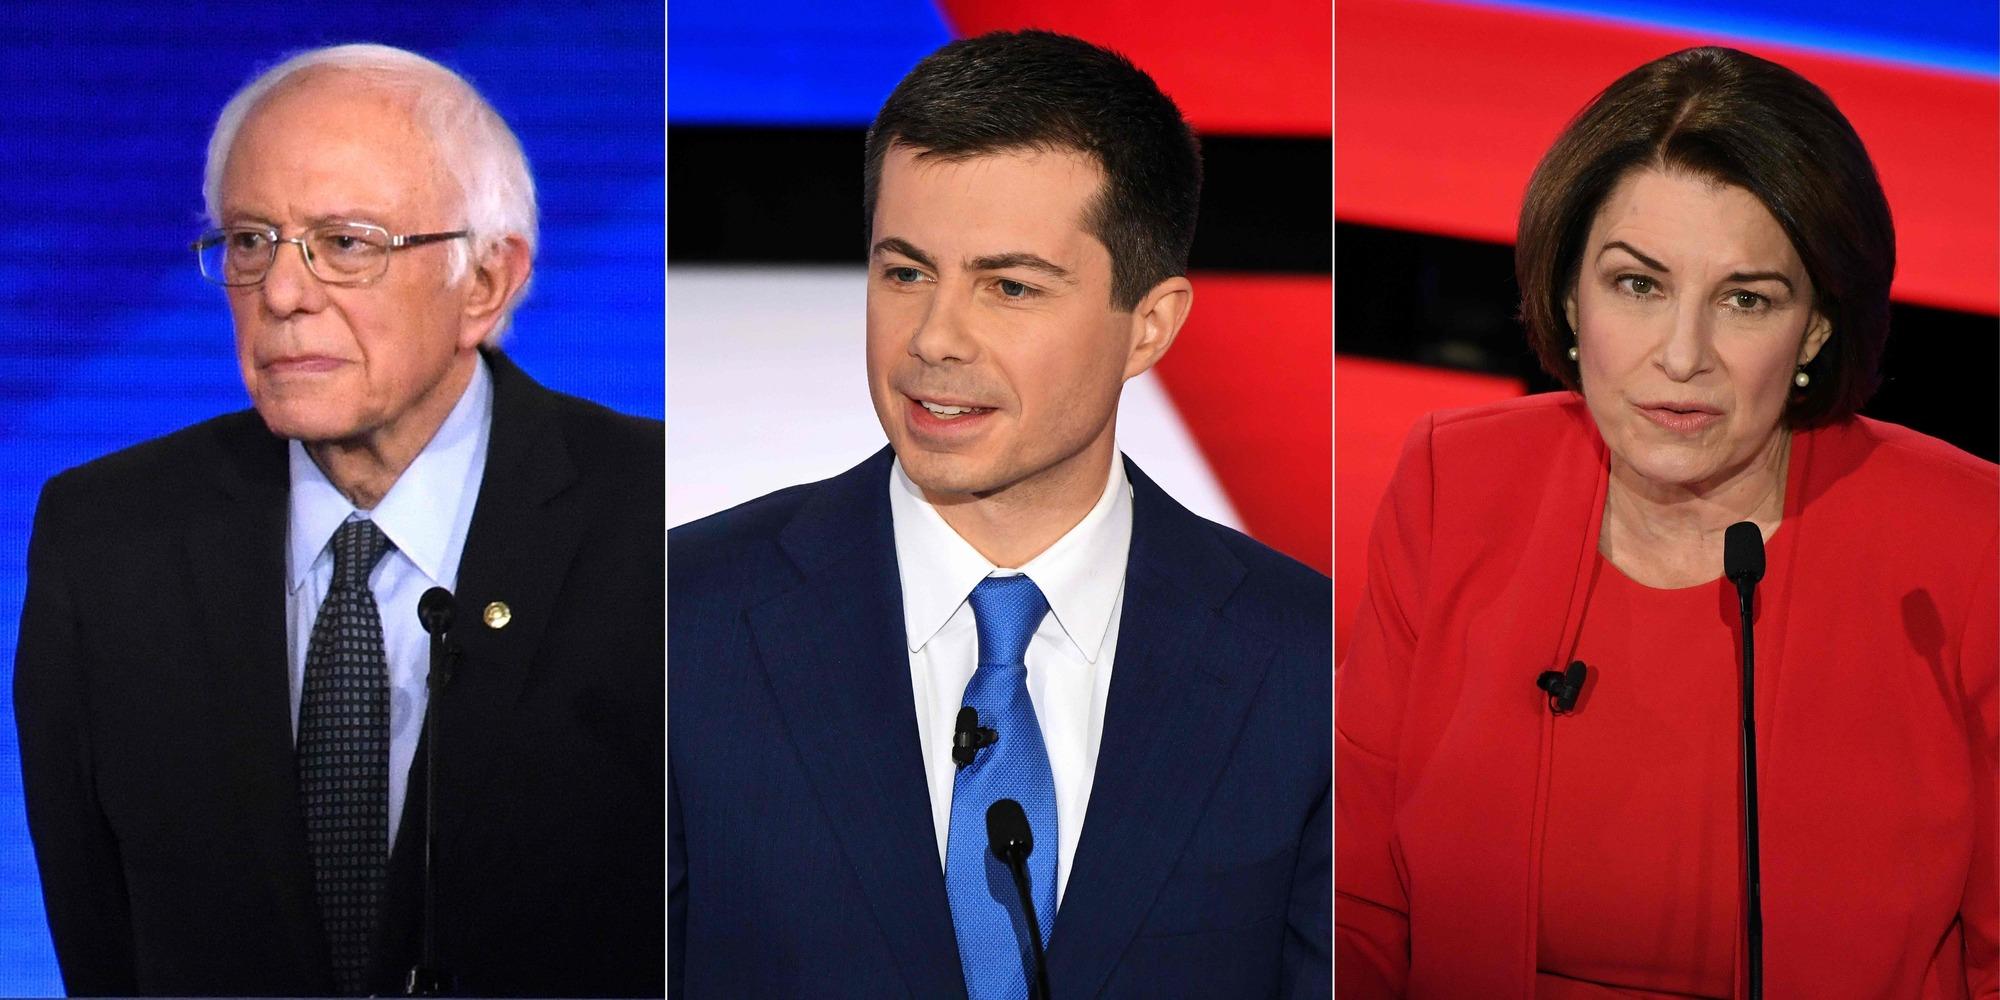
1515, 46, 1895, 427
863, 30, 1203, 312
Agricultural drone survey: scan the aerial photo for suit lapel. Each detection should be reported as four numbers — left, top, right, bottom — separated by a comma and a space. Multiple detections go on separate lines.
361, 351, 590, 989
1048, 459, 1274, 998
746, 449, 964, 999
427, 351, 584, 864
181, 413, 332, 983
1399, 404, 1606, 996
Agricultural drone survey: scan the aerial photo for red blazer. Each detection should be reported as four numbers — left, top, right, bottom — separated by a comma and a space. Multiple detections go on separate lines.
1336, 393, 1997, 998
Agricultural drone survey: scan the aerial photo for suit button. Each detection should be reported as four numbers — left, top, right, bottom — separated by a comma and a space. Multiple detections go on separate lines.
483, 601, 512, 629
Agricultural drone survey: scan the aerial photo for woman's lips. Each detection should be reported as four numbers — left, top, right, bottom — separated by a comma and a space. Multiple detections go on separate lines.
1637, 402, 1721, 434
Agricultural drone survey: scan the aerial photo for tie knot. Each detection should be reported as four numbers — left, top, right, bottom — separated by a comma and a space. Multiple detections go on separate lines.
328, 519, 393, 592
967, 575, 1050, 666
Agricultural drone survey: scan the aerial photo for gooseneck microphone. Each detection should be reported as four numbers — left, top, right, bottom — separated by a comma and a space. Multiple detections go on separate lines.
952, 707, 999, 768
417, 588, 453, 641
986, 799, 1052, 1000
1723, 522, 1766, 1000
408, 587, 459, 997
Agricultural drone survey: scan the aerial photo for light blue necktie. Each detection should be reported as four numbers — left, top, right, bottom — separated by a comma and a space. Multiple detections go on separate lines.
947, 574, 1058, 1000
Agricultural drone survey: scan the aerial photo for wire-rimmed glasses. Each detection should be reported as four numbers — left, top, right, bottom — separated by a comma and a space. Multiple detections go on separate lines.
192, 222, 468, 287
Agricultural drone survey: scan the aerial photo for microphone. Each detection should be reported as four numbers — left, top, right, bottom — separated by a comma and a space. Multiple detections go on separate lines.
1535, 660, 1589, 714
418, 586, 454, 635
417, 587, 457, 690
1724, 520, 1766, 604
1722, 521, 1766, 1000
407, 587, 459, 997
986, 799, 1051, 1000
951, 707, 998, 768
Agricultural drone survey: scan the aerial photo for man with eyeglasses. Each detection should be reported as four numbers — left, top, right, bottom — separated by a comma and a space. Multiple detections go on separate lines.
13, 44, 662, 998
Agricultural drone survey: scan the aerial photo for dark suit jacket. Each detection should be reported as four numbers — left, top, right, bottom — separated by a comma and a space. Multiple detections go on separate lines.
668, 448, 1331, 998
14, 350, 664, 997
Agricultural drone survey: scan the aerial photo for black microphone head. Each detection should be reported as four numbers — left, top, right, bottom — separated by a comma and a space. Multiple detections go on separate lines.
951, 707, 982, 768
417, 587, 456, 635
1723, 521, 1766, 585
986, 798, 1033, 865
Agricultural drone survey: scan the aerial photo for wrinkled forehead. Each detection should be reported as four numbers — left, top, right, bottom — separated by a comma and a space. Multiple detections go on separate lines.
221, 70, 453, 212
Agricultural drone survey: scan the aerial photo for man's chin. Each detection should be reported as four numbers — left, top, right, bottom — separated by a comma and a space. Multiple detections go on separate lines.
896, 449, 1007, 501
252, 403, 364, 447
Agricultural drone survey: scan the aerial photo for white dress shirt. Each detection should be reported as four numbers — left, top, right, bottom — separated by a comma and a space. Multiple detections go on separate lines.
285, 355, 493, 849
890, 453, 1132, 907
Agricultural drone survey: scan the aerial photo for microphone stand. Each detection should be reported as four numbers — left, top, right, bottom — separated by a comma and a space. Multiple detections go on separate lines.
1005, 860, 1051, 1000
1724, 523, 1765, 1000
987, 800, 1052, 1000
1735, 577, 1763, 1000
408, 590, 458, 997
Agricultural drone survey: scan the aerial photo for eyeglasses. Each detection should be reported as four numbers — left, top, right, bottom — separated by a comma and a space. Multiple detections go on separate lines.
192, 222, 469, 287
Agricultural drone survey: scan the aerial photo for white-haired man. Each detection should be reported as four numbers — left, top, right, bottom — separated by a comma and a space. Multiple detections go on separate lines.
13, 45, 661, 997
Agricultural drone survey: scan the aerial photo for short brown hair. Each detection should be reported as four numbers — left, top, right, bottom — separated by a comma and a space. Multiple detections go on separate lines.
1515, 46, 1894, 427
863, 30, 1202, 311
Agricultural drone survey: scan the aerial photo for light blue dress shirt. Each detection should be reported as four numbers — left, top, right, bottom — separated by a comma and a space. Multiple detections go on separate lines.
284, 355, 493, 849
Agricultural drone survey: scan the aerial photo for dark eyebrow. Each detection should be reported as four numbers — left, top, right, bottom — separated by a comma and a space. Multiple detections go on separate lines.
1725, 270, 1795, 292
871, 237, 936, 271
968, 252, 1076, 283
1599, 240, 1669, 272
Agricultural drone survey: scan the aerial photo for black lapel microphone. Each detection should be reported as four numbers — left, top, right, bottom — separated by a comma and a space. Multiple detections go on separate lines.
1536, 660, 1589, 714
1723, 521, 1766, 1000
986, 799, 1052, 1000
408, 587, 460, 997
952, 706, 998, 768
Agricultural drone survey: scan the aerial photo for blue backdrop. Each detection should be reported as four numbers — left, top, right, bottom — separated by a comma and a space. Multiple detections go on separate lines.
0, 3, 661, 992
667, 0, 1994, 130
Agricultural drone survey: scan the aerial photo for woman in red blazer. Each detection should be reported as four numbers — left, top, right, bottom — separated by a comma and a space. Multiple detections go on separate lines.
1336, 47, 1997, 998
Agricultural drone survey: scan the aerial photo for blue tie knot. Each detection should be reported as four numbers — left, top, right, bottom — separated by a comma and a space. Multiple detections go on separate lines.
968, 575, 1050, 667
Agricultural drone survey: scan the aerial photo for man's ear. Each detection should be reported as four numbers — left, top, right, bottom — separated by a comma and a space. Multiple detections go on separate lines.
1122, 275, 1193, 380
458, 234, 533, 349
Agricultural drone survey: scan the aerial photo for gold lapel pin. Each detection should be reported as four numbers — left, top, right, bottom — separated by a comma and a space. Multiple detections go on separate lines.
483, 601, 512, 629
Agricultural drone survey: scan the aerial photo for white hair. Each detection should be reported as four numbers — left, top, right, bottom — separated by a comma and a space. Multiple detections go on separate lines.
202, 43, 538, 341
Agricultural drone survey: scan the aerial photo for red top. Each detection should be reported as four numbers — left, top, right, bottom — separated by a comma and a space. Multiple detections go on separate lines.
1336, 394, 1998, 999
1537, 552, 1770, 997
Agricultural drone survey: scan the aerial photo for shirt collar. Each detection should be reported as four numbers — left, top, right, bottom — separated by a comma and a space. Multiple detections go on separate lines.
888, 452, 1133, 663
286, 354, 495, 591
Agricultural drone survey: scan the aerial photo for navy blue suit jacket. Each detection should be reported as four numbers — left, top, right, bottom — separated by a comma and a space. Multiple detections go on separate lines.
669, 449, 1330, 997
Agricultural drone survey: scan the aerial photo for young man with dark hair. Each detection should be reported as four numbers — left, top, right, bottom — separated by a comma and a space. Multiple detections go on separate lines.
670, 31, 1329, 997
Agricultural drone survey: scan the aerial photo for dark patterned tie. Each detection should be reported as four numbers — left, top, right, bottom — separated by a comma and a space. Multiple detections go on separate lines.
298, 518, 394, 996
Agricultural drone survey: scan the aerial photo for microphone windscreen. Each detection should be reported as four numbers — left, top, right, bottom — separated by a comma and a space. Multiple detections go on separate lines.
418, 587, 457, 635
1723, 521, 1766, 584
956, 706, 978, 737
986, 798, 1033, 859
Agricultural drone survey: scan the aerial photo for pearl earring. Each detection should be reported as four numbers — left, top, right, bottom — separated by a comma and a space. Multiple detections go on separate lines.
1793, 368, 1811, 388
1567, 345, 1579, 362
